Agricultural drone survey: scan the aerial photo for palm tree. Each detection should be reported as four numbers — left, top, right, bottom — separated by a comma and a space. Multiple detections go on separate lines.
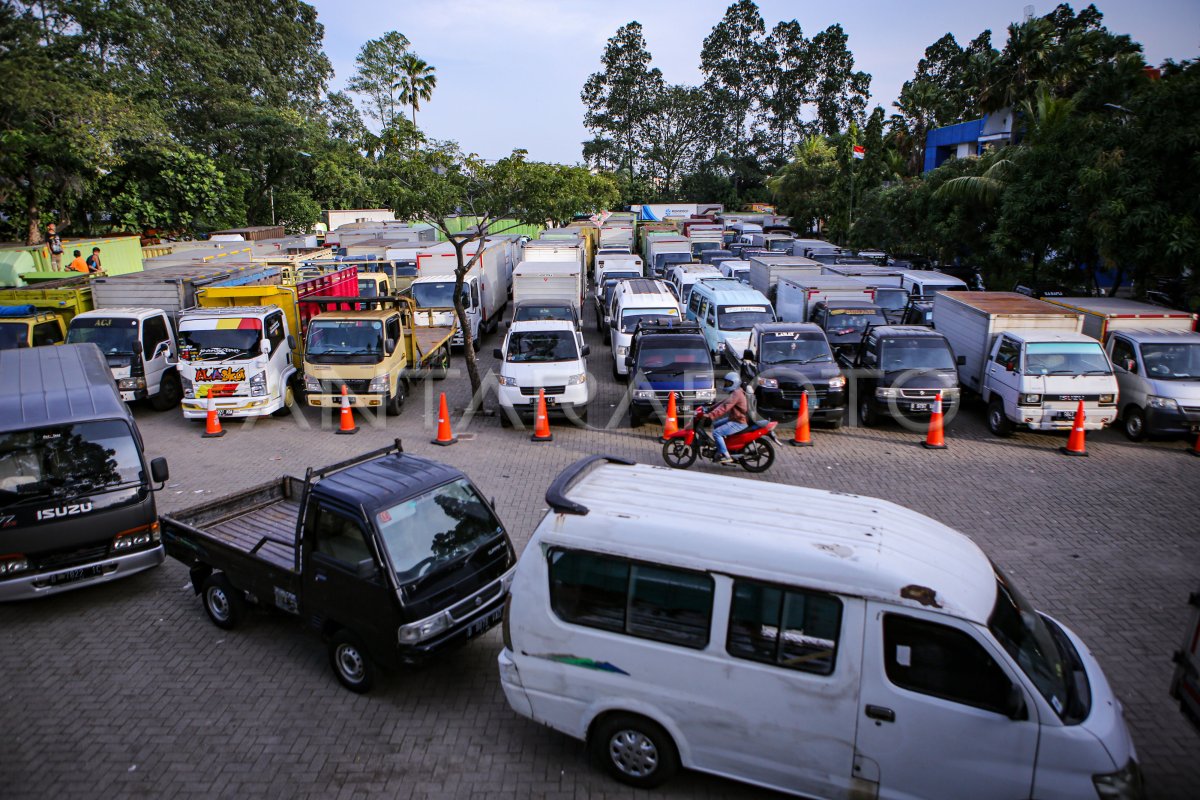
394, 54, 437, 129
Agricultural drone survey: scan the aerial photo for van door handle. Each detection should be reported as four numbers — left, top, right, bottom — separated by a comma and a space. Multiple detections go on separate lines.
315, 572, 327, 583
865, 705, 895, 723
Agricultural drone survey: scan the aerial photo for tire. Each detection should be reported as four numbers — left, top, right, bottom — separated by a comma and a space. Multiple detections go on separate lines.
589, 713, 679, 790
499, 409, 514, 428
826, 417, 844, 431
1122, 406, 1147, 442
858, 396, 877, 428
595, 309, 604, 333
629, 408, 644, 428
202, 573, 245, 630
328, 630, 376, 694
987, 397, 1015, 438
737, 438, 775, 473
612, 361, 627, 383
385, 377, 408, 416
573, 404, 589, 424
661, 439, 697, 469
431, 345, 451, 381
150, 371, 182, 411
272, 383, 295, 417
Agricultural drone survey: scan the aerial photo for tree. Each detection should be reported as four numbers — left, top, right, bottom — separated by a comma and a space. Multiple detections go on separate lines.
581, 22, 662, 175
394, 53, 437, 129
346, 31, 412, 127
760, 19, 813, 157
699, 0, 767, 156
767, 136, 839, 235
384, 141, 618, 397
808, 24, 871, 136
637, 85, 707, 196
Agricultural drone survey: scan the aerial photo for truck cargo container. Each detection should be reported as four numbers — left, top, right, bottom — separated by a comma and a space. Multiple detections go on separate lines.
775, 276, 876, 323
512, 261, 583, 314
1041, 297, 1196, 341
746, 255, 822, 300
414, 240, 508, 344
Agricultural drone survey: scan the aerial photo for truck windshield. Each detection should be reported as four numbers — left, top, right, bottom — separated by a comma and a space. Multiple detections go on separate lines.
179, 323, 261, 362
637, 339, 711, 372
988, 566, 1079, 722
305, 319, 384, 364
1140, 342, 1200, 380
621, 308, 679, 333
718, 305, 774, 331
375, 478, 503, 584
761, 334, 832, 364
880, 337, 956, 370
505, 330, 578, 363
604, 271, 641, 282
357, 278, 382, 297
67, 317, 138, 355
0, 322, 28, 350
0, 420, 143, 506
768, 239, 794, 251
1024, 342, 1111, 376
411, 281, 468, 309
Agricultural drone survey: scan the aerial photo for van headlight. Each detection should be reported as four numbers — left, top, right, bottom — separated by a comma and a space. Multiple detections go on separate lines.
876, 387, 899, 399
304, 374, 322, 393
368, 373, 390, 393
398, 611, 450, 644
1147, 395, 1178, 411
757, 376, 778, 389
1093, 759, 1144, 800
0, 555, 29, 575
250, 370, 267, 396
828, 375, 846, 389
499, 375, 518, 387
567, 373, 586, 385
1019, 393, 1042, 405
616, 345, 628, 356
1097, 393, 1115, 405
715, 341, 726, 352
634, 389, 654, 400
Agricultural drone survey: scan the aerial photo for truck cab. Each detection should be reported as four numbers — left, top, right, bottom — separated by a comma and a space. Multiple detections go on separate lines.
356, 272, 393, 298
626, 321, 716, 428
0, 307, 67, 349
848, 325, 962, 427
1106, 329, 1200, 440
740, 323, 846, 425
409, 273, 479, 347
66, 308, 181, 410
811, 300, 888, 364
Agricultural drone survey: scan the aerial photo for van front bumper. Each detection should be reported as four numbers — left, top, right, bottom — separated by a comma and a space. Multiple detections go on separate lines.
0, 545, 164, 602
1145, 403, 1200, 436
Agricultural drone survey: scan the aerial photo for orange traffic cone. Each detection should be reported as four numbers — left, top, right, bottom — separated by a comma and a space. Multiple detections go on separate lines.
1060, 399, 1087, 457
660, 391, 679, 442
922, 391, 947, 450
789, 390, 813, 447
1191, 434, 1200, 458
431, 392, 458, 446
201, 392, 225, 438
531, 388, 553, 442
336, 384, 358, 435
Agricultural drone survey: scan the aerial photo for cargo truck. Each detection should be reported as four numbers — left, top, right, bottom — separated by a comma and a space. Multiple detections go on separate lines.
645, 237, 693, 278
934, 292, 1118, 437
1041, 297, 1196, 341
746, 255, 822, 300
0, 276, 95, 350
414, 240, 508, 345
161, 442, 516, 693
512, 261, 582, 314
775, 276, 876, 323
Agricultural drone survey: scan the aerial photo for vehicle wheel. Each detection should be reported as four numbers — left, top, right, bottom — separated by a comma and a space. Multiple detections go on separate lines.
629, 409, 643, 428
574, 404, 589, 425
987, 397, 1014, 438
826, 416, 844, 431
499, 409, 514, 428
858, 397, 877, 428
202, 573, 246, 630
272, 383, 295, 417
150, 371, 182, 411
431, 345, 451, 380
329, 630, 376, 694
589, 713, 679, 790
611, 361, 627, 383
661, 439, 697, 469
385, 378, 408, 416
738, 438, 775, 473
1122, 406, 1147, 442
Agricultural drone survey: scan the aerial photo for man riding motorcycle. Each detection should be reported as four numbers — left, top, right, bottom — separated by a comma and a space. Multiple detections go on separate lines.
706, 371, 748, 465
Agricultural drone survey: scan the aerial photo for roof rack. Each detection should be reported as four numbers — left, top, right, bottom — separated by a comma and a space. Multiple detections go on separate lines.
545, 454, 635, 516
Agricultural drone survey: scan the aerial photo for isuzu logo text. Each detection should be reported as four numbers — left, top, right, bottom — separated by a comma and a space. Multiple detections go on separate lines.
36, 502, 94, 520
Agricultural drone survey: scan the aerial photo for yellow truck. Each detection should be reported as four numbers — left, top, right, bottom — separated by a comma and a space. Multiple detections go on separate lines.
0, 277, 94, 350
302, 296, 455, 416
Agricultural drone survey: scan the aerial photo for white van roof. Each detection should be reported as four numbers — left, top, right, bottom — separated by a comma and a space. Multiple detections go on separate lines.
541, 459, 997, 623
615, 279, 676, 307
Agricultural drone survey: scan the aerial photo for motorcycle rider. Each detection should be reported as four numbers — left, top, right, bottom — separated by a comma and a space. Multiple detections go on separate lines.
707, 371, 748, 465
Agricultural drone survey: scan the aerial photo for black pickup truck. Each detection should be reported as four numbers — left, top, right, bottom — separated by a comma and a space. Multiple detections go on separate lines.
162, 441, 516, 693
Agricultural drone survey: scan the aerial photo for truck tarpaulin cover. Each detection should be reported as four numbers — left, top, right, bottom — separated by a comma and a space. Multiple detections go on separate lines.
0, 305, 38, 316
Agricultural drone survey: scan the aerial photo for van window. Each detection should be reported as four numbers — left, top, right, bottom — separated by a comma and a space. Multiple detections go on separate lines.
548, 548, 714, 649
705, 305, 716, 327
1110, 337, 1137, 373
141, 315, 169, 360
311, 506, 372, 566
883, 614, 1012, 714
728, 581, 842, 675
689, 292, 704, 318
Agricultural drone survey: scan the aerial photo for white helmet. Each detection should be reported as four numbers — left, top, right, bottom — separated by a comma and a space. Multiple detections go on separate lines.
723, 371, 740, 390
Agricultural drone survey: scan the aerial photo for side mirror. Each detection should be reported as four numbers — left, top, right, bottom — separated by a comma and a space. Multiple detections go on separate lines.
609, 319, 617, 330
260, 339, 272, 355
493, 347, 504, 359
385, 338, 396, 354
624, 355, 633, 368
355, 558, 380, 582
287, 334, 296, 349
149, 457, 169, 487
956, 355, 966, 366
581, 345, 590, 357
151, 341, 170, 360
1005, 685, 1027, 721
743, 349, 754, 362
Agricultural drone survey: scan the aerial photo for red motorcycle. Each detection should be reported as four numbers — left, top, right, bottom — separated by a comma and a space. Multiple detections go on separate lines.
661, 407, 779, 473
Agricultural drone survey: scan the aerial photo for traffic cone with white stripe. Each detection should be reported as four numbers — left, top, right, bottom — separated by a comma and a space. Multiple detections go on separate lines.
336, 384, 358, 435
1060, 399, 1087, 457
531, 389, 553, 442
1191, 434, 1200, 458
201, 392, 225, 439
660, 391, 679, 442
431, 392, 457, 446
922, 391, 947, 450
789, 390, 812, 447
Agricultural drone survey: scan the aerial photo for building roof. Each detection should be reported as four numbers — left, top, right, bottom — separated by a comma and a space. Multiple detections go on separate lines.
0, 344, 129, 433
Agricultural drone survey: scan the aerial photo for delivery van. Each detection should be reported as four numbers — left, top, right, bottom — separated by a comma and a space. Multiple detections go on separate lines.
498, 457, 1140, 799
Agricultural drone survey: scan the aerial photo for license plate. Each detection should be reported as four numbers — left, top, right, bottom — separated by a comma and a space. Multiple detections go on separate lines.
530, 397, 557, 405
49, 564, 105, 586
346, 396, 357, 405
465, 607, 503, 639
909, 402, 930, 412
218, 409, 235, 417
1055, 411, 1074, 420
792, 398, 820, 410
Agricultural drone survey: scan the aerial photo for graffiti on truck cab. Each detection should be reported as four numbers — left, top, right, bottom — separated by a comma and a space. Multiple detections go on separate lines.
194, 367, 246, 383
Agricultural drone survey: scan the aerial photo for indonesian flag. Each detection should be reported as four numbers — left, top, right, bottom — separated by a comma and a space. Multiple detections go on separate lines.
852, 145, 866, 160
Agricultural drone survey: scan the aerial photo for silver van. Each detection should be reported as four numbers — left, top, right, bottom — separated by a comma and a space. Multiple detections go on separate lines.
1106, 328, 1200, 440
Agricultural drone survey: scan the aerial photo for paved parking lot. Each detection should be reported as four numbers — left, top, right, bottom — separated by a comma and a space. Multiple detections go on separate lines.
2, 310, 1198, 799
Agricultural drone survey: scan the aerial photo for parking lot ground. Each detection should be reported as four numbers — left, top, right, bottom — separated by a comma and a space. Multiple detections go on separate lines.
2, 311, 1199, 799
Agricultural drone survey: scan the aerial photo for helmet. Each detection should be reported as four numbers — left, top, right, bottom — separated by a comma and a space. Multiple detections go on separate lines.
723, 371, 740, 390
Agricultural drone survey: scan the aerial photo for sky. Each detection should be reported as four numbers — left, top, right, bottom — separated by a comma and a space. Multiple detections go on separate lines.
311, 0, 1200, 164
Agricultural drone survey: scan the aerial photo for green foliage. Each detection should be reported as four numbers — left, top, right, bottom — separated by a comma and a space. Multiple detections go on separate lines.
767, 136, 839, 234
581, 21, 663, 175
395, 53, 437, 128
346, 31, 412, 127
700, 0, 766, 156
100, 145, 236, 233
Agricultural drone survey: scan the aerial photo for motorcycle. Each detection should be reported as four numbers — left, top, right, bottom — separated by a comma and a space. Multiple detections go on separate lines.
661, 407, 779, 473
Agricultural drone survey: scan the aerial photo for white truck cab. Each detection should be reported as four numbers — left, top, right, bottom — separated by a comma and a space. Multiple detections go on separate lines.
495, 320, 590, 425
409, 273, 478, 347
498, 457, 1141, 799
66, 307, 181, 410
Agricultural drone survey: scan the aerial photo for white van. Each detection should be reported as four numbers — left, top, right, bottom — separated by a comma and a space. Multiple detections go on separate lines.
498, 457, 1139, 799
900, 269, 969, 298
494, 320, 590, 425
666, 263, 722, 309
607, 280, 681, 380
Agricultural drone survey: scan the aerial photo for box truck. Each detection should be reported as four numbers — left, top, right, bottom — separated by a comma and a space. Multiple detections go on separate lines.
775, 276, 876, 323
512, 261, 583, 314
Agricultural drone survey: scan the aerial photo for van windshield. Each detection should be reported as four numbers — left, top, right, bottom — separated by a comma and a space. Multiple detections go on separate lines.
505, 330, 578, 363
880, 337, 956, 371
1140, 342, 1200, 380
636, 339, 712, 372
718, 305, 774, 331
1024, 342, 1111, 376
761, 334, 832, 365
68, 317, 138, 355
621, 308, 679, 333
0, 420, 143, 506
873, 287, 909, 312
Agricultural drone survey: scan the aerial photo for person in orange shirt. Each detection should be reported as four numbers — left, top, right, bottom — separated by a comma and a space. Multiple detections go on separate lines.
68, 249, 88, 273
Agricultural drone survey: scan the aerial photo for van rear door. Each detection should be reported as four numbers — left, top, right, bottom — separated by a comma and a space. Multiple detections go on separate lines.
856, 602, 1039, 799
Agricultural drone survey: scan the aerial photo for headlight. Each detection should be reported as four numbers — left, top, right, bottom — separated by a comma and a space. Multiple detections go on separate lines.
118, 377, 146, 390
304, 374, 322, 393
1098, 393, 1115, 405
499, 375, 518, 387
0, 555, 29, 576
567, 373, 586, 385
828, 375, 846, 389
634, 389, 654, 400
757, 376, 779, 389
616, 346, 628, 356
112, 523, 159, 552
181, 376, 194, 399
1019, 393, 1042, 405
368, 373, 390, 393
876, 387, 899, 399
250, 370, 267, 397
398, 611, 450, 644
1147, 395, 1178, 411
1093, 759, 1144, 800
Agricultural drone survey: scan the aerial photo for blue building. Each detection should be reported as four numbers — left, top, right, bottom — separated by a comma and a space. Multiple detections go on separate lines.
923, 108, 1017, 172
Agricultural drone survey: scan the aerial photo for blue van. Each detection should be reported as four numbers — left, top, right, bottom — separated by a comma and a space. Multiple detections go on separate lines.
686, 278, 776, 369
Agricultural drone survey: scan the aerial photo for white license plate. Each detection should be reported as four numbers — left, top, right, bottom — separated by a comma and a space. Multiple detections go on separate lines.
218, 409, 235, 417
465, 607, 503, 639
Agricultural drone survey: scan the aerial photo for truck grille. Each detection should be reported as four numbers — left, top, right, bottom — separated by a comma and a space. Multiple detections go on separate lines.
520, 386, 565, 396
31, 543, 112, 571
320, 379, 372, 394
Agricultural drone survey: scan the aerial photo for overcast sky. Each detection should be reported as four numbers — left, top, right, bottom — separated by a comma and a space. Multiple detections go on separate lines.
311, 0, 1199, 163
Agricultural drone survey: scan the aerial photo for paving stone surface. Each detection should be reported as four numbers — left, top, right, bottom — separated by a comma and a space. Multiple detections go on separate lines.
2, 308, 1198, 799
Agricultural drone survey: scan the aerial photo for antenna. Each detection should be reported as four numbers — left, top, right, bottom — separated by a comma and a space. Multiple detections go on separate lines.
1023, 4, 1034, 20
